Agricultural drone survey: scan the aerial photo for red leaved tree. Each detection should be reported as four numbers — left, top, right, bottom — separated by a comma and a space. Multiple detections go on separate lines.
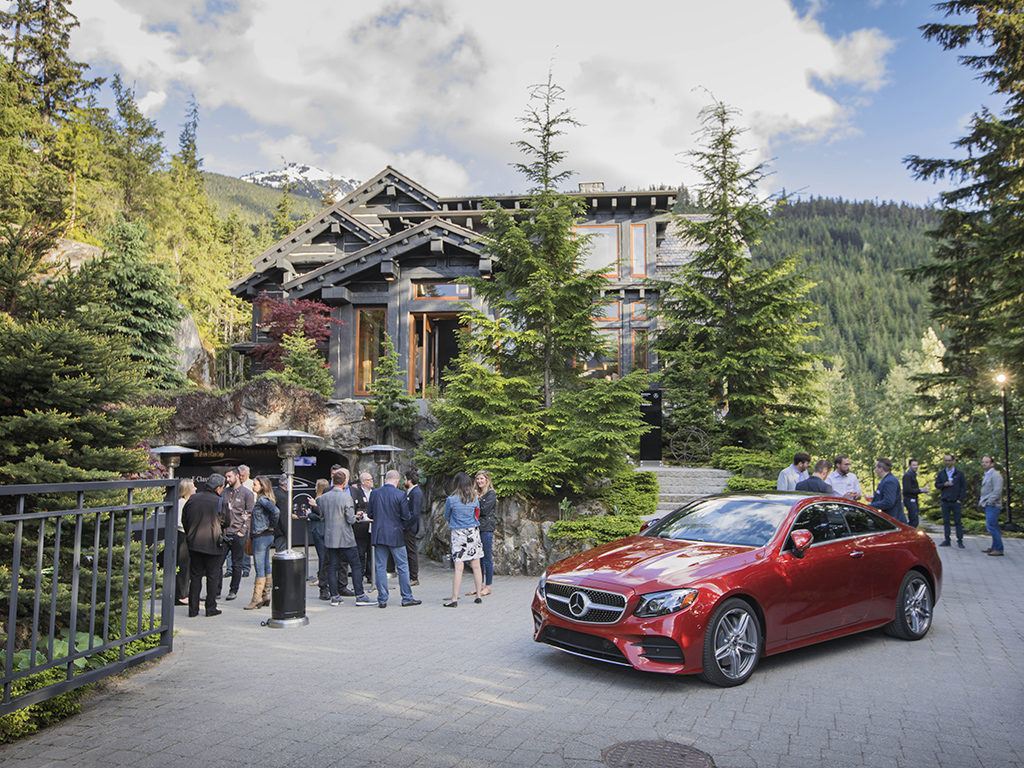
253, 294, 339, 370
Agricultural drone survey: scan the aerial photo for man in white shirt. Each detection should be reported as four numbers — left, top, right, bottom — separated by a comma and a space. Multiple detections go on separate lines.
979, 456, 1004, 556
827, 455, 862, 500
777, 452, 812, 491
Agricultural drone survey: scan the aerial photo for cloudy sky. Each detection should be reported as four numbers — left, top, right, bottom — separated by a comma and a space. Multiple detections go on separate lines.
70, 0, 995, 204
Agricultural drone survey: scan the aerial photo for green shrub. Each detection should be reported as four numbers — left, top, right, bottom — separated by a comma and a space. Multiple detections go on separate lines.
724, 475, 777, 492
0, 667, 88, 742
599, 471, 658, 517
711, 447, 778, 474
549, 514, 645, 546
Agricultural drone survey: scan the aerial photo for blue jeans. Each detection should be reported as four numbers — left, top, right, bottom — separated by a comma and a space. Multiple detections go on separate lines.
480, 530, 494, 586
941, 500, 963, 544
374, 544, 413, 605
904, 498, 919, 528
252, 533, 273, 578
309, 523, 327, 584
984, 505, 1004, 552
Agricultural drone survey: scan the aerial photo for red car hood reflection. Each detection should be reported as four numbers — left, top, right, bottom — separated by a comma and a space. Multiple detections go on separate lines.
548, 535, 757, 592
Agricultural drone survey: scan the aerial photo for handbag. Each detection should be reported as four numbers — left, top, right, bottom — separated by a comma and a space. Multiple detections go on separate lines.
244, 536, 253, 556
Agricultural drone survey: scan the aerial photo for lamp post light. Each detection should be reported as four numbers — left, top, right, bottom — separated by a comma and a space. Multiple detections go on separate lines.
996, 374, 1017, 532
257, 429, 322, 628
363, 444, 404, 485
148, 444, 197, 479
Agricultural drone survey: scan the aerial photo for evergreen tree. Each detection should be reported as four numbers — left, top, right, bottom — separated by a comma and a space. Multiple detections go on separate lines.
653, 101, 820, 449
83, 215, 185, 390
107, 75, 165, 221
276, 318, 332, 397
367, 334, 417, 443
904, 1, 1024, 384
463, 73, 609, 408
271, 184, 295, 240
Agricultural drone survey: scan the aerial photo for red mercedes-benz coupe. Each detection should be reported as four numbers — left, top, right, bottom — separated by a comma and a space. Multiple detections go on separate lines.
532, 493, 942, 686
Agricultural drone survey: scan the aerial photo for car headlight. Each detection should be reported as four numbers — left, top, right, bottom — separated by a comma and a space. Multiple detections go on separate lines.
634, 588, 698, 617
536, 572, 547, 600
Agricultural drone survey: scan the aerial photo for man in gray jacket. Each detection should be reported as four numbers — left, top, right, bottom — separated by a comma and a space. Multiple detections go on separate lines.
979, 456, 1005, 557
319, 469, 373, 605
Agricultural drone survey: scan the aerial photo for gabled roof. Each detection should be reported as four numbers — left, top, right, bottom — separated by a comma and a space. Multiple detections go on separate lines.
284, 216, 484, 300
332, 165, 441, 214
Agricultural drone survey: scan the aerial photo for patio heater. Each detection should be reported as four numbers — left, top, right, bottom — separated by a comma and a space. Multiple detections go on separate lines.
149, 444, 197, 479
257, 429, 322, 628
364, 444, 404, 485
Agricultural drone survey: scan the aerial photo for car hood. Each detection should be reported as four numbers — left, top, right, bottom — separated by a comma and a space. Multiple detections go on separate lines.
547, 535, 759, 593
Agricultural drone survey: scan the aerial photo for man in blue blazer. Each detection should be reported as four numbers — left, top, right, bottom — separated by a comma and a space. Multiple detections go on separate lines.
869, 457, 906, 523
368, 469, 421, 608
936, 453, 967, 547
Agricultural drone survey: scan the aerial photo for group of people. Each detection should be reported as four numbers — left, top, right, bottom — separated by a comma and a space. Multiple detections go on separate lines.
176, 462, 502, 616
777, 451, 1007, 556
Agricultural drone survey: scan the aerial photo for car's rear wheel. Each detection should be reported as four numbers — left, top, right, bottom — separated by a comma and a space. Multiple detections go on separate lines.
701, 598, 761, 687
886, 570, 933, 640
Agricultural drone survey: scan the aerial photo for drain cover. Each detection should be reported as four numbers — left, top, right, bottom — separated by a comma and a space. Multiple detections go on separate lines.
603, 740, 715, 768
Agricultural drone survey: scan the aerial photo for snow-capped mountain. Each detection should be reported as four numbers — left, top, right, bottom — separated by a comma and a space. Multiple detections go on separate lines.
241, 162, 361, 202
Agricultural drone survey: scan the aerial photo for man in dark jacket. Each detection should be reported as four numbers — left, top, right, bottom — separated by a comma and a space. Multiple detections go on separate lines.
869, 457, 906, 523
368, 470, 420, 608
403, 469, 424, 585
795, 459, 834, 495
182, 473, 229, 617
902, 459, 927, 528
936, 453, 966, 547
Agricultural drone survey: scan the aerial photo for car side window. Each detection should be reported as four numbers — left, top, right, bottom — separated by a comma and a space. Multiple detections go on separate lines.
843, 505, 897, 534
791, 503, 850, 543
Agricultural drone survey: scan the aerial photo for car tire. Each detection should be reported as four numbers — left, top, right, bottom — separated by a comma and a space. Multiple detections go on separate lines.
701, 597, 761, 687
885, 570, 933, 640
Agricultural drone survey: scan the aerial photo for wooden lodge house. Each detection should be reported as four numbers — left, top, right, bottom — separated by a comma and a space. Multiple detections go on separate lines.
231, 167, 688, 407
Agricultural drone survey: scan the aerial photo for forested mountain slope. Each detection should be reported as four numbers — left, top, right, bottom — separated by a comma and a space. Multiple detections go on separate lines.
750, 198, 939, 384
203, 171, 322, 227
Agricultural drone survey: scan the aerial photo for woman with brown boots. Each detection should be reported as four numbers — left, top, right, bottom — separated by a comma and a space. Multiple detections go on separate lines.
245, 476, 281, 610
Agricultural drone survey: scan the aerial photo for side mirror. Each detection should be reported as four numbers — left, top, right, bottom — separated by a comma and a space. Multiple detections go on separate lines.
790, 529, 813, 558
639, 517, 660, 534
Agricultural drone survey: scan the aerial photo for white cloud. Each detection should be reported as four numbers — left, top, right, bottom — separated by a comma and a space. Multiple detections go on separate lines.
73, 0, 896, 194
136, 89, 167, 116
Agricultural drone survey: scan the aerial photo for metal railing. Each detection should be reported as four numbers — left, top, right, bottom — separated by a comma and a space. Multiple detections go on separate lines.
0, 479, 177, 716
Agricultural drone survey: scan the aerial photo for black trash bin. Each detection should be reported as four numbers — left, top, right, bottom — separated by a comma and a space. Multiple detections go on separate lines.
269, 549, 308, 627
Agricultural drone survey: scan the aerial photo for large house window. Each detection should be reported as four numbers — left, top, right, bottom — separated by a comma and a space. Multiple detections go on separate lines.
355, 307, 386, 395
584, 329, 621, 379
413, 282, 471, 300
591, 300, 619, 322
632, 329, 649, 372
630, 225, 646, 276
576, 225, 619, 278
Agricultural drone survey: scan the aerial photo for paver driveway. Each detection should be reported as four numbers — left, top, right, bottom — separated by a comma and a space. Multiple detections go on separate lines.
2, 532, 1022, 768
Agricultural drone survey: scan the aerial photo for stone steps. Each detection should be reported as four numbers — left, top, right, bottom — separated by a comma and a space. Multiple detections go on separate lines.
637, 464, 731, 517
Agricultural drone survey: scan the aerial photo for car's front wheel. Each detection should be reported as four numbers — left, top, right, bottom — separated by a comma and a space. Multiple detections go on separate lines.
701, 598, 761, 687
885, 570, 933, 640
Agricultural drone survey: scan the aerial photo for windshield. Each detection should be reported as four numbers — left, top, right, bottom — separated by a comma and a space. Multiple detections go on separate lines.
644, 497, 794, 548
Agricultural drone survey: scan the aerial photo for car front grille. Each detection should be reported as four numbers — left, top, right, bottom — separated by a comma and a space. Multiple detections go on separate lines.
538, 625, 630, 666
545, 581, 627, 624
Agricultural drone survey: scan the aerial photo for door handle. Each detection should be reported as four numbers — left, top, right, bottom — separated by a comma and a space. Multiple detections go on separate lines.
849, 550, 864, 558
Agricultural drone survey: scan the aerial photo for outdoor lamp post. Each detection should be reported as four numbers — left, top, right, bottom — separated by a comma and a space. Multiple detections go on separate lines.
257, 429, 321, 628
149, 444, 197, 479
364, 444, 404, 485
996, 374, 1017, 532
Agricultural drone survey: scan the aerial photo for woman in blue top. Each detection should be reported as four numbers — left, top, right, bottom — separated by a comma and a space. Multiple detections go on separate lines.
443, 472, 483, 607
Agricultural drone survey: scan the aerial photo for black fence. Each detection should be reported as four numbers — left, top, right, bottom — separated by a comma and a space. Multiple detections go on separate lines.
0, 479, 177, 716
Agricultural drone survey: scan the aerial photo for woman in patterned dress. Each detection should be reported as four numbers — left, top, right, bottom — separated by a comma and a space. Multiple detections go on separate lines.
443, 472, 483, 607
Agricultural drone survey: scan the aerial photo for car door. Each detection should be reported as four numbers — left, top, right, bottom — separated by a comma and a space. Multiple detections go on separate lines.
771, 502, 869, 641
840, 503, 901, 623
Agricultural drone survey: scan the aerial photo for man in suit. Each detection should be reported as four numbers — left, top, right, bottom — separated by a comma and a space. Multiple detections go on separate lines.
368, 469, 420, 608
319, 469, 374, 605
869, 457, 906, 523
979, 455, 1005, 557
182, 473, 229, 617
349, 471, 373, 587
936, 453, 967, 547
403, 469, 424, 586
795, 459, 834, 495
902, 459, 927, 528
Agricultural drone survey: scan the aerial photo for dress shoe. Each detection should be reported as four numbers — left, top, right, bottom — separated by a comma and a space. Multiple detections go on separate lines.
206, 608, 222, 617
188, 610, 199, 617
938, 541, 951, 547
225, 591, 238, 601
410, 579, 420, 586
377, 602, 387, 609
982, 548, 993, 553
957, 542, 965, 549
988, 550, 1004, 556
401, 599, 422, 607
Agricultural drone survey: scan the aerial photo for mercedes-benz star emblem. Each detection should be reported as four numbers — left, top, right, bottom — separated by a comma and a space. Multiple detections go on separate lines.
568, 590, 591, 618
